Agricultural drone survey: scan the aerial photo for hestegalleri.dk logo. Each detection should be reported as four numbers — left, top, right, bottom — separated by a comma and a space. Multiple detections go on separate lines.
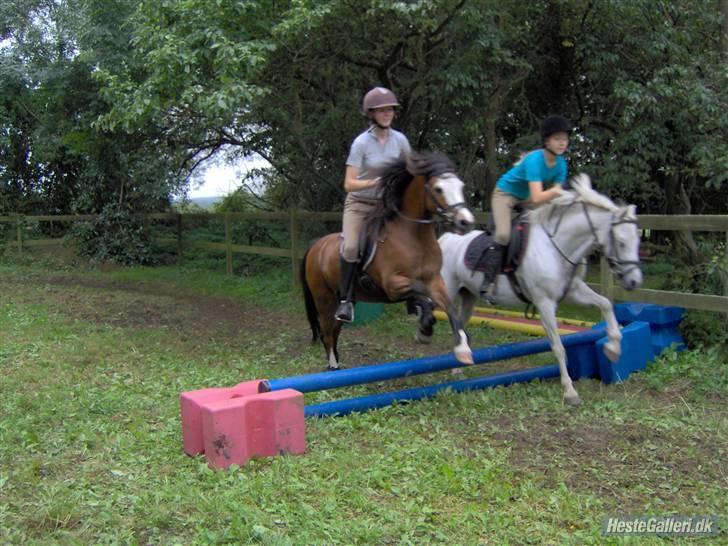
602, 516, 718, 536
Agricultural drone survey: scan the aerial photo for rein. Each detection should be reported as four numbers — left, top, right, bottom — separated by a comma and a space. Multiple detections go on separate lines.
539, 201, 640, 302
543, 201, 640, 278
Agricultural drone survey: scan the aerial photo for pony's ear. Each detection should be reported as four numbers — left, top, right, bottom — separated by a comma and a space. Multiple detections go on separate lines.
405, 154, 416, 175
405, 152, 423, 175
551, 191, 577, 206
569, 173, 592, 192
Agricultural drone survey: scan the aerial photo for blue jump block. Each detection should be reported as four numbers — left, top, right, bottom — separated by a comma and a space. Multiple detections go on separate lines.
596, 321, 653, 384
566, 340, 599, 381
614, 302, 686, 356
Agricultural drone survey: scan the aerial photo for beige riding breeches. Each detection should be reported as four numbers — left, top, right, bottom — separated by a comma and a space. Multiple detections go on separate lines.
491, 187, 532, 246
341, 193, 378, 262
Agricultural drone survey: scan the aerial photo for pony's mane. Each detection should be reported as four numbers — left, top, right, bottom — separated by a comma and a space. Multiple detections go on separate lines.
529, 173, 624, 225
363, 151, 457, 236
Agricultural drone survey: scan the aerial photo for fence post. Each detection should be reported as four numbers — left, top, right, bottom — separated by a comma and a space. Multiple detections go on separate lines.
16, 215, 23, 257
600, 255, 614, 299
176, 213, 183, 265
724, 230, 728, 331
224, 212, 233, 275
290, 208, 300, 286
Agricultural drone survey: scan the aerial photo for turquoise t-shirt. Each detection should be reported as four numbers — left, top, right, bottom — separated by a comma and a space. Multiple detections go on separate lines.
496, 149, 568, 200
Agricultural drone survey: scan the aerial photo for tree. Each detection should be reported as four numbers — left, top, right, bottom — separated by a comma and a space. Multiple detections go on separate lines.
0, 0, 187, 216
5, 0, 726, 228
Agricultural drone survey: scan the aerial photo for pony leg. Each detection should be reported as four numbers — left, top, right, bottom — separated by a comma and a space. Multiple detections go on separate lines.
408, 296, 436, 344
318, 312, 343, 370
534, 297, 581, 406
314, 287, 342, 370
427, 277, 474, 365
459, 289, 477, 325
565, 279, 622, 363
447, 289, 477, 374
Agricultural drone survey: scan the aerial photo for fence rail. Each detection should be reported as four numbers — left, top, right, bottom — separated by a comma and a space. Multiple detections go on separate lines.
2, 211, 726, 314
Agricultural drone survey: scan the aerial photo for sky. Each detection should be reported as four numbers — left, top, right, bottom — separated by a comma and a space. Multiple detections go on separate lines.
188, 156, 268, 198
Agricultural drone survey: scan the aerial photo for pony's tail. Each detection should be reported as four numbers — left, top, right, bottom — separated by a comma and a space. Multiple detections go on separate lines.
300, 246, 321, 343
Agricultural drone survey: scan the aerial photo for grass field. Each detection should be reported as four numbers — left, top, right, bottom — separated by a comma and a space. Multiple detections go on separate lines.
0, 259, 726, 545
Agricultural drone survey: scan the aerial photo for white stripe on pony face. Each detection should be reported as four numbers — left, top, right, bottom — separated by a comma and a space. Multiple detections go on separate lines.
431, 173, 475, 232
431, 173, 464, 206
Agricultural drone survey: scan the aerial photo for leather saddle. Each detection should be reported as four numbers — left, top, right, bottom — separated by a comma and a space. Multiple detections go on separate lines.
464, 214, 530, 275
337, 230, 383, 296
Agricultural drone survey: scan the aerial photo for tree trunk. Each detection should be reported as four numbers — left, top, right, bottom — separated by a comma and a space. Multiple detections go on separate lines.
721, 0, 728, 59
664, 173, 699, 263
482, 113, 498, 212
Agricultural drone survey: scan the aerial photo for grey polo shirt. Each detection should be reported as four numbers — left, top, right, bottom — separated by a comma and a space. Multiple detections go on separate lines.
346, 127, 411, 199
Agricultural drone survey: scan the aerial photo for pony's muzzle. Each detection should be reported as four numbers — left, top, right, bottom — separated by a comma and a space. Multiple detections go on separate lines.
620, 269, 643, 290
452, 209, 475, 235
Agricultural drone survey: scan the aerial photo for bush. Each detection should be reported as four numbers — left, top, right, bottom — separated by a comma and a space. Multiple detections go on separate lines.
679, 310, 727, 350
71, 207, 156, 266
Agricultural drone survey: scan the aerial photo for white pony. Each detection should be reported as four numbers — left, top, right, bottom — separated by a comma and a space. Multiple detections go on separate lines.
439, 174, 643, 405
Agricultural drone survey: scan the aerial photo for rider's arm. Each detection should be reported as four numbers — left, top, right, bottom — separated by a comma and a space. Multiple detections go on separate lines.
529, 181, 562, 204
344, 165, 379, 193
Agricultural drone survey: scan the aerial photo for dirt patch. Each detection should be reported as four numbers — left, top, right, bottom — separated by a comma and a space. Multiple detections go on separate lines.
487, 414, 726, 512
0, 271, 462, 365
1, 272, 291, 340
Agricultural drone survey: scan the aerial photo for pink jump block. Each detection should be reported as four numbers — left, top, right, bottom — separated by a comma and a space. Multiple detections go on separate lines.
180, 380, 306, 469
181, 380, 269, 456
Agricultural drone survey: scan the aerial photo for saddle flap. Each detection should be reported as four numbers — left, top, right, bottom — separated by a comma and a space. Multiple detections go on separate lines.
463, 231, 495, 271
503, 221, 529, 273
463, 216, 529, 273
358, 229, 378, 271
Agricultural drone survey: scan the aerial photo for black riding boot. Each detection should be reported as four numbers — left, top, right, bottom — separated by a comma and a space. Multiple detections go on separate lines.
335, 259, 358, 323
480, 243, 506, 296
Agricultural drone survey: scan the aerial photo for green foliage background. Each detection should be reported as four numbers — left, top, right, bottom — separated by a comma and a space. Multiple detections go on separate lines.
1, 0, 726, 278
2, 0, 726, 215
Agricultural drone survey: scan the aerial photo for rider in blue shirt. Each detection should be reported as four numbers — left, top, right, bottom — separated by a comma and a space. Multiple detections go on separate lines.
480, 115, 572, 294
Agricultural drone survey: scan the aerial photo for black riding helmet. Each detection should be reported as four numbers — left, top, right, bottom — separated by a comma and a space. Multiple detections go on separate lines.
540, 115, 572, 140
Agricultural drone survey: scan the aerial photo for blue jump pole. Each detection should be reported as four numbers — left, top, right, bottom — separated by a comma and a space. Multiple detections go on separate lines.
304, 364, 561, 417
267, 327, 605, 394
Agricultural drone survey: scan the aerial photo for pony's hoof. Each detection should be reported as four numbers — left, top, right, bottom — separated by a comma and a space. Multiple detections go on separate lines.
327, 365, 342, 371
415, 331, 433, 344
603, 342, 621, 363
454, 349, 474, 365
451, 368, 463, 376
564, 394, 582, 406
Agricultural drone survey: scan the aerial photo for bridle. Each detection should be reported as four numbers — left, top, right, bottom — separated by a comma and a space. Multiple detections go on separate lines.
604, 215, 642, 279
394, 174, 469, 227
543, 201, 641, 280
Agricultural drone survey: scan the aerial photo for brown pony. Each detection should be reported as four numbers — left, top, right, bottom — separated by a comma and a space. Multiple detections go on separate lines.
301, 152, 476, 370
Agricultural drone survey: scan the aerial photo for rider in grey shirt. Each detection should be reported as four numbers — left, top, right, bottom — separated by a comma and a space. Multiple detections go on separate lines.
336, 87, 412, 323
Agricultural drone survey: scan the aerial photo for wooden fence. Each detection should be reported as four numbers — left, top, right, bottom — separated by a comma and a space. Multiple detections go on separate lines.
2, 211, 727, 314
